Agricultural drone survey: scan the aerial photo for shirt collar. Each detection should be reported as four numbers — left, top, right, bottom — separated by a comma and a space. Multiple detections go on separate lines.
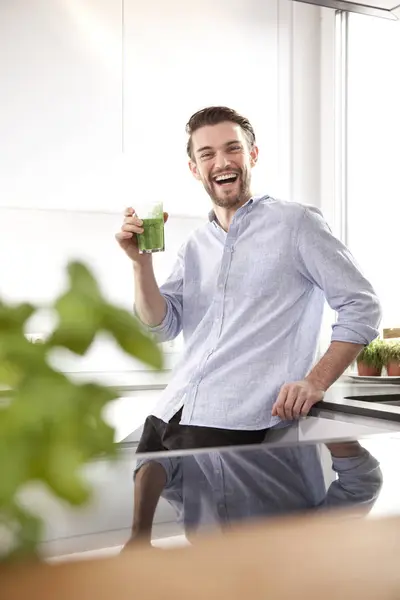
208, 194, 267, 223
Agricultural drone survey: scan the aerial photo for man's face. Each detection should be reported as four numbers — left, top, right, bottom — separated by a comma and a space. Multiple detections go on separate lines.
189, 121, 258, 209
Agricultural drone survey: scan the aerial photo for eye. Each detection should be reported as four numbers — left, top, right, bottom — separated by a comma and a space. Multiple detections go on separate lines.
200, 152, 213, 160
229, 145, 242, 152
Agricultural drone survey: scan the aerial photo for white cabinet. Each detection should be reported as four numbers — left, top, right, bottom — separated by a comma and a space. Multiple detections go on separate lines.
123, 0, 279, 217
0, 0, 123, 212
0, 1, 283, 217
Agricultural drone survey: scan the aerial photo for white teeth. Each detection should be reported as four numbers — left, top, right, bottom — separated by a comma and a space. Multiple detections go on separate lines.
215, 173, 237, 182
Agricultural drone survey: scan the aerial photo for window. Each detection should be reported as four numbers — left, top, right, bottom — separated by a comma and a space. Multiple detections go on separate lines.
346, 13, 400, 329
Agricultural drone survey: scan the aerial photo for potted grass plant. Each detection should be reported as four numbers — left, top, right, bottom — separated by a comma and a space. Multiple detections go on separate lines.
384, 341, 400, 377
0, 261, 162, 562
356, 339, 385, 376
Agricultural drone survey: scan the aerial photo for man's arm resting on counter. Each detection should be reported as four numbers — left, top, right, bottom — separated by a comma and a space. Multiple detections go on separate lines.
272, 341, 364, 420
133, 258, 167, 327
272, 205, 382, 421
305, 340, 364, 391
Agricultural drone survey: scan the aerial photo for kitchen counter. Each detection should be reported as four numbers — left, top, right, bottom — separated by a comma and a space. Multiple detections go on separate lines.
30, 377, 400, 559
4, 369, 400, 438
71, 373, 400, 422
86, 372, 400, 445
115, 380, 400, 447
312, 381, 400, 423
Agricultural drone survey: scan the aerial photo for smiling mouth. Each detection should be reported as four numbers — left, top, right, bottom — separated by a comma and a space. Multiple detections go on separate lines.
213, 172, 239, 186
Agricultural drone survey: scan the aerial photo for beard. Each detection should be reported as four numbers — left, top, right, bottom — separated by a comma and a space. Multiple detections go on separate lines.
202, 167, 252, 209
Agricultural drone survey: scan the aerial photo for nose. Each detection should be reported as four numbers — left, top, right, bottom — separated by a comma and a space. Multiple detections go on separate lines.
214, 151, 231, 170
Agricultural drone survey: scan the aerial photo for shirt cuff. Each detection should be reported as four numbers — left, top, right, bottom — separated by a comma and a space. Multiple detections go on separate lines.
148, 300, 173, 335
133, 298, 173, 339
331, 450, 379, 473
331, 323, 380, 346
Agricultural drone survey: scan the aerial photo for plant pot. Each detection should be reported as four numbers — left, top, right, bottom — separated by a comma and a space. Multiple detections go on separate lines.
357, 362, 382, 376
387, 361, 400, 377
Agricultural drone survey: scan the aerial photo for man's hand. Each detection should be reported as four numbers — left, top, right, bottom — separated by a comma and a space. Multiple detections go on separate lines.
271, 379, 325, 420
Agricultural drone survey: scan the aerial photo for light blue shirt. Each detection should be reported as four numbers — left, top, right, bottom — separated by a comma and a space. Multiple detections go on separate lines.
137, 445, 382, 533
147, 195, 381, 429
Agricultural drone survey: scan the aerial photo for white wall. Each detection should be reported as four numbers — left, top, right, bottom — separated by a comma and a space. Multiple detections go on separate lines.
0, 208, 203, 307
0, 0, 328, 216
0, 0, 330, 372
123, 0, 280, 216
346, 14, 400, 329
0, 0, 124, 213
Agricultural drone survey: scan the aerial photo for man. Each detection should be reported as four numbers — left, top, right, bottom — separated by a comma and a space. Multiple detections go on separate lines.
115, 106, 381, 545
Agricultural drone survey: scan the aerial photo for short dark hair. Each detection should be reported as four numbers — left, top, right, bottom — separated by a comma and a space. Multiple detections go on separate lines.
186, 106, 256, 160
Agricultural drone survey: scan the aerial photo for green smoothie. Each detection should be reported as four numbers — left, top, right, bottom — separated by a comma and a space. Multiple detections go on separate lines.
137, 217, 165, 253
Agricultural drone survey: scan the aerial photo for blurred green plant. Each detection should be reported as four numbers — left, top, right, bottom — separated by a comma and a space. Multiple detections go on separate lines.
0, 262, 162, 561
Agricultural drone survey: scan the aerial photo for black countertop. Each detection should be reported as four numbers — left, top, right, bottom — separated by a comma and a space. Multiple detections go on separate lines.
312, 381, 400, 423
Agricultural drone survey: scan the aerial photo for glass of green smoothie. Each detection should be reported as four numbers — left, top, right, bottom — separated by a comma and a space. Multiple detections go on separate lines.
136, 201, 165, 254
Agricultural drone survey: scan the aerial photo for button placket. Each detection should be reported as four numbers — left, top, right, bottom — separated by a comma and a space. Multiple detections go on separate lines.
212, 454, 228, 522
213, 231, 234, 340
184, 225, 237, 420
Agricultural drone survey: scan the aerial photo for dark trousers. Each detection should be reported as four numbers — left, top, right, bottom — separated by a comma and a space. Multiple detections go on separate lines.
136, 408, 269, 453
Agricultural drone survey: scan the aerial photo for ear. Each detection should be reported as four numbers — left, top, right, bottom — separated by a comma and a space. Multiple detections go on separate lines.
189, 159, 201, 181
250, 145, 259, 168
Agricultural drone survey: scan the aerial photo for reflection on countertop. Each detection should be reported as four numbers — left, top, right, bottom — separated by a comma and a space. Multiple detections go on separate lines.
36, 431, 400, 561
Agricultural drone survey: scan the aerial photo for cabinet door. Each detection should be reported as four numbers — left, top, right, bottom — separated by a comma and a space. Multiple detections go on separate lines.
123, 0, 278, 217
0, 0, 123, 212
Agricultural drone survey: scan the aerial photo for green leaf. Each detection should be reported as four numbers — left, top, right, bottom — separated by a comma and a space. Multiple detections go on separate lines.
49, 290, 102, 355
0, 259, 165, 560
49, 261, 105, 354
66, 261, 102, 300
0, 360, 21, 387
0, 505, 43, 562
0, 439, 31, 504
43, 443, 91, 505
0, 302, 35, 332
102, 305, 163, 370
10, 372, 78, 427
0, 333, 47, 373
67, 382, 117, 457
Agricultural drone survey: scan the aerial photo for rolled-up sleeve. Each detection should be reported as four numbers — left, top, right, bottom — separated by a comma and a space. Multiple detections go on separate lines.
322, 450, 382, 510
295, 206, 382, 345
134, 245, 185, 343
